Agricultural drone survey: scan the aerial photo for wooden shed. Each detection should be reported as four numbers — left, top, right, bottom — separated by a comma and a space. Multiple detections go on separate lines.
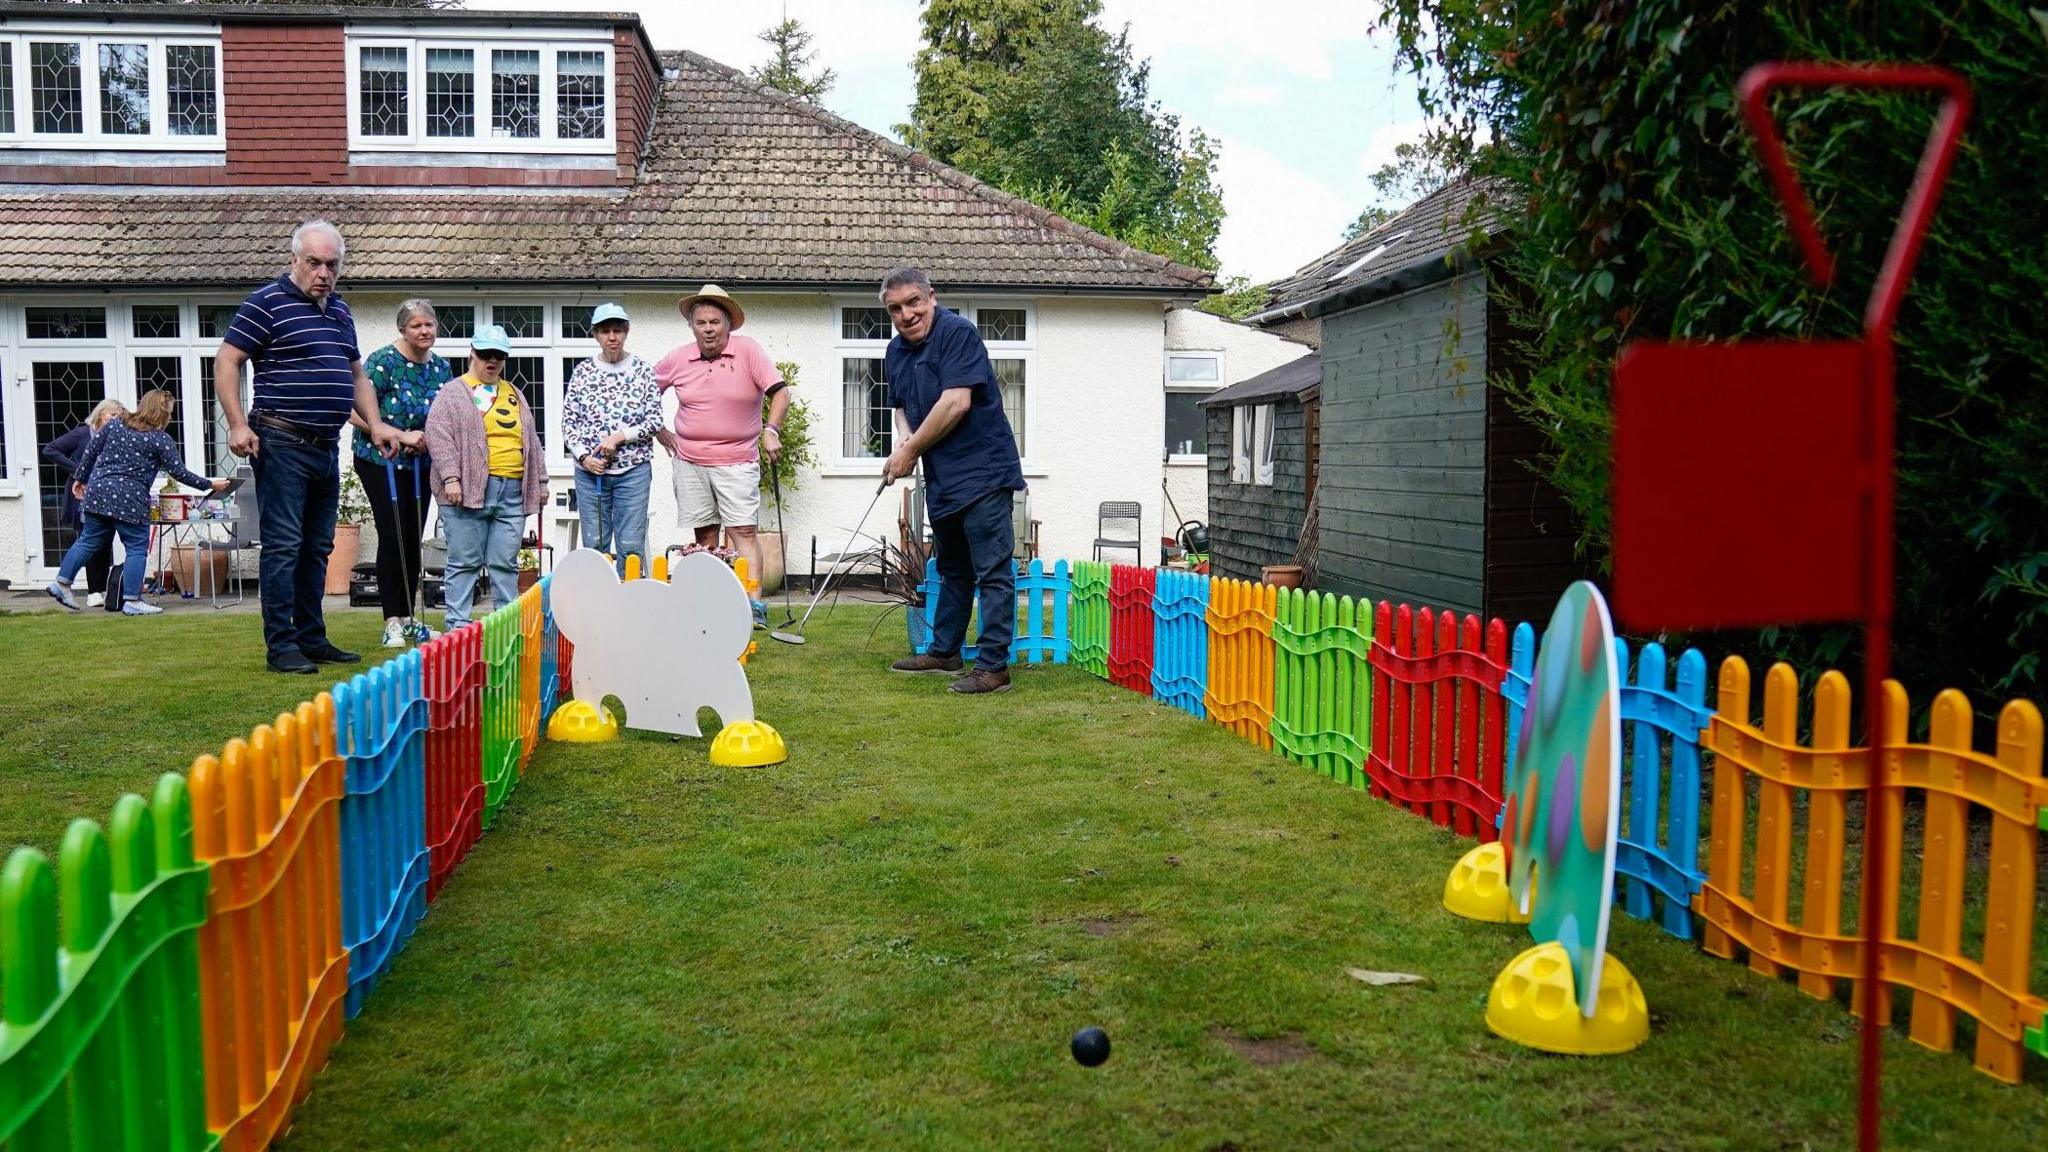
1197, 352, 1320, 584
1243, 179, 1587, 623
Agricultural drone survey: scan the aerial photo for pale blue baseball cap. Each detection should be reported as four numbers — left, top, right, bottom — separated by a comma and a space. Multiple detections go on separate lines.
591, 302, 629, 328
470, 323, 512, 355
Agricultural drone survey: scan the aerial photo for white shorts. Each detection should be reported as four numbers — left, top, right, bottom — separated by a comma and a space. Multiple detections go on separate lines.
672, 459, 761, 529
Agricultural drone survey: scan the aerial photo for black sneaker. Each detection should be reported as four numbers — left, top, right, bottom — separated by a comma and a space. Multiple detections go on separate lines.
267, 650, 318, 675
302, 643, 361, 665
948, 668, 1013, 694
891, 653, 964, 675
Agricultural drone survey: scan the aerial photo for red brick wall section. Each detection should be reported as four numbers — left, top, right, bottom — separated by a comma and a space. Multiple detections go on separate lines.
223, 23, 349, 185
614, 28, 658, 182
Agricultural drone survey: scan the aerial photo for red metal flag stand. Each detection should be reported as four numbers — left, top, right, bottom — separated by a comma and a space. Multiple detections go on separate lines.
1612, 62, 1971, 1152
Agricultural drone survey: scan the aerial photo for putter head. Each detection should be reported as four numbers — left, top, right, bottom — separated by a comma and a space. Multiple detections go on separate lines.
769, 629, 806, 646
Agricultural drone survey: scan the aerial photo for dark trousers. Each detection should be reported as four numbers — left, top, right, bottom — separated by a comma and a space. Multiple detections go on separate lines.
252, 430, 339, 658
355, 456, 428, 619
928, 488, 1016, 672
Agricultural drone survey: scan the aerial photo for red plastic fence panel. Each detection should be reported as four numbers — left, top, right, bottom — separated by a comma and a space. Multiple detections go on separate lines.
1366, 602, 1510, 840
1108, 565, 1156, 695
423, 623, 486, 902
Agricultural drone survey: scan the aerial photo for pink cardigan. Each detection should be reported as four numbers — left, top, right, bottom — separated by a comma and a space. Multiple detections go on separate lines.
424, 379, 549, 514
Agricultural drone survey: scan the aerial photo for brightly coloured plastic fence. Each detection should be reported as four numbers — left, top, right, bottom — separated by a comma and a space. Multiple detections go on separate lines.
1060, 561, 2047, 1088
1, 579, 568, 1149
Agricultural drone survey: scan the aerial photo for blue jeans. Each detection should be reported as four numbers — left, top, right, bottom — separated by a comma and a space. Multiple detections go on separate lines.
59, 513, 150, 603
928, 488, 1016, 672
442, 475, 524, 630
574, 462, 650, 577
251, 430, 339, 658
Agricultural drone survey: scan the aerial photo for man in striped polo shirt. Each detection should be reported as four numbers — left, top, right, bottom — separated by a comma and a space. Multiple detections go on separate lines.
215, 218, 405, 675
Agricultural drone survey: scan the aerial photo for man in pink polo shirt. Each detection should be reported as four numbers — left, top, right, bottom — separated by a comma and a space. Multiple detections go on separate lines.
654, 284, 791, 624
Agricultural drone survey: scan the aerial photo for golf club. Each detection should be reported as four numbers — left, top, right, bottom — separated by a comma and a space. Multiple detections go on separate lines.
387, 457, 431, 644
767, 462, 798, 630
770, 476, 890, 646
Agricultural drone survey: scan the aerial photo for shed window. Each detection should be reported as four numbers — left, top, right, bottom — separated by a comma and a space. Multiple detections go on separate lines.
1231, 403, 1273, 486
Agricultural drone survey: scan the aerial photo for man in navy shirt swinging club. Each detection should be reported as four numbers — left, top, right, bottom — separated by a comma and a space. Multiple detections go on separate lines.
215, 218, 406, 675
879, 267, 1027, 695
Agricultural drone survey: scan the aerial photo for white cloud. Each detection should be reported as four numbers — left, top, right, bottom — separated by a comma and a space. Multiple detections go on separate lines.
1216, 84, 1284, 109
1097, 0, 1376, 83
1213, 135, 1354, 283
1355, 117, 1432, 179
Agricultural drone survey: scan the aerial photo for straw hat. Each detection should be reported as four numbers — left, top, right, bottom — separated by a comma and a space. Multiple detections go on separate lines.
677, 283, 745, 328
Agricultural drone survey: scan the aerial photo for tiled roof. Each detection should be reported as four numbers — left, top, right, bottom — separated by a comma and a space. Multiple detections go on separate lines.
1250, 177, 1509, 323
0, 49, 1212, 293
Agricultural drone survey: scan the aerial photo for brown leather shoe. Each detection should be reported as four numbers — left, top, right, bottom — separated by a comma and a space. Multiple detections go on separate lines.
891, 653, 964, 674
948, 668, 1012, 694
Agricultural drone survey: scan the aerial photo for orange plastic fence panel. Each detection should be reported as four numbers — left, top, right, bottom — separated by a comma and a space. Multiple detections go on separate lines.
189, 695, 348, 1152
1750, 663, 1799, 980
1203, 578, 1275, 749
519, 585, 545, 770
1697, 661, 2048, 1084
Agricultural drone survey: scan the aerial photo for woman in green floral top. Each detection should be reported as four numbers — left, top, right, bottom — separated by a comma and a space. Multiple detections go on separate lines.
352, 298, 453, 647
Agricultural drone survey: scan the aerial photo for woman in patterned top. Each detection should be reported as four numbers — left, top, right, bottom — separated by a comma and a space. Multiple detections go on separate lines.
562, 302, 662, 575
45, 389, 228, 616
352, 298, 452, 647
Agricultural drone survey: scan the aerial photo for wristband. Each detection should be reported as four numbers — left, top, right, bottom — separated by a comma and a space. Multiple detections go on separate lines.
766, 423, 782, 435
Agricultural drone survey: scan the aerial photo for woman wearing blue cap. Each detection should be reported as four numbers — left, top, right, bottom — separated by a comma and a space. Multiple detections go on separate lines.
562, 302, 661, 574
425, 324, 548, 629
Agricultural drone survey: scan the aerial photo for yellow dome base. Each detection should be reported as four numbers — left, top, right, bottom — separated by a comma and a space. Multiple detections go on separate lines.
709, 720, 787, 767
1486, 942, 1649, 1056
1443, 841, 1531, 924
546, 699, 619, 743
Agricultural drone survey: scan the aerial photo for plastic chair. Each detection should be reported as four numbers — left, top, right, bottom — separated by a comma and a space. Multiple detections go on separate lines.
1092, 501, 1141, 563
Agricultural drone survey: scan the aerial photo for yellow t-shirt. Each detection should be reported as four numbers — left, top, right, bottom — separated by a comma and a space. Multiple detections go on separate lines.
465, 375, 524, 479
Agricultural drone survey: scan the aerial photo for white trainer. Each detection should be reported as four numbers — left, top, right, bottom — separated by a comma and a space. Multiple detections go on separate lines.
86, 592, 105, 608
382, 618, 407, 648
121, 601, 164, 616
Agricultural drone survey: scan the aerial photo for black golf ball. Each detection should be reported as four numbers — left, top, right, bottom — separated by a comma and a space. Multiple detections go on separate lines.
1070, 1026, 1111, 1067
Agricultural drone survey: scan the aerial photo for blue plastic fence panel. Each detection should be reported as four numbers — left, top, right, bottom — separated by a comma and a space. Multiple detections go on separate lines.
539, 575, 561, 721
1611, 638, 1712, 940
1502, 622, 1536, 778
336, 648, 430, 1018
1148, 569, 1208, 718
917, 557, 1072, 665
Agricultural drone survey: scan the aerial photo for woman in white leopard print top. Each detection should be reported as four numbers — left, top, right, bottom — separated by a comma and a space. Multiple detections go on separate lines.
562, 303, 662, 575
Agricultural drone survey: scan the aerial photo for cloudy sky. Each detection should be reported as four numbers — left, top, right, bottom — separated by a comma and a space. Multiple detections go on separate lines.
480, 0, 1427, 283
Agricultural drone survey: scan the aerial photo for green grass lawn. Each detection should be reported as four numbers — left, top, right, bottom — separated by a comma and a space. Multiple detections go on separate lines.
3, 605, 2044, 1150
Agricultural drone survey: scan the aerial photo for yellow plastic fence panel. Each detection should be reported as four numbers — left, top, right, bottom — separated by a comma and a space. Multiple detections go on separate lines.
1697, 656, 2048, 1083
189, 695, 349, 1150
1204, 577, 1276, 749
519, 584, 545, 770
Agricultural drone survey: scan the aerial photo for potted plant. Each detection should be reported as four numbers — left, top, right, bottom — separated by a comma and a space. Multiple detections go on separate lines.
517, 548, 542, 592
751, 366, 818, 596
327, 466, 371, 595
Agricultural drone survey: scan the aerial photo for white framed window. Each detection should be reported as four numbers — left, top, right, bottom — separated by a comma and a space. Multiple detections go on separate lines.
416, 297, 613, 468
347, 33, 613, 153
0, 29, 223, 149
1230, 403, 1274, 486
832, 300, 1033, 467
1164, 352, 1221, 464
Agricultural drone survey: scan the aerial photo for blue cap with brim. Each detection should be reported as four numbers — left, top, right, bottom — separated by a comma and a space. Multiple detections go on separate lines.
591, 302, 629, 328
470, 324, 512, 355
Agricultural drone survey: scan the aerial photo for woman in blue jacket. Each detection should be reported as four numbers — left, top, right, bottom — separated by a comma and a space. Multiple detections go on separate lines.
41, 398, 127, 609
45, 390, 228, 616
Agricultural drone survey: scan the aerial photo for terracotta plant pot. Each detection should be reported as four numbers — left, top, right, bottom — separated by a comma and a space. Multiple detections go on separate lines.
325, 522, 362, 595
1261, 564, 1305, 589
168, 544, 232, 595
518, 567, 540, 592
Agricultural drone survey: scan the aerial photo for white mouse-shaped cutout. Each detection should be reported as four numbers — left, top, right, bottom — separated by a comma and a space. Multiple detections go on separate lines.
550, 547, 755, 737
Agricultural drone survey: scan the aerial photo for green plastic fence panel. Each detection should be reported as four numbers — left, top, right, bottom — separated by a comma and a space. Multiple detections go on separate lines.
1071, 560, 1111, 679
0, 775, 215, 1151
1270, 588, 1372, 788
481, 602, 525, 829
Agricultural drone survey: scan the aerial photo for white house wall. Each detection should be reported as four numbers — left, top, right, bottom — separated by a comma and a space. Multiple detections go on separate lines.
1, 289, 1178, 584
1162, 308, 1310, 543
